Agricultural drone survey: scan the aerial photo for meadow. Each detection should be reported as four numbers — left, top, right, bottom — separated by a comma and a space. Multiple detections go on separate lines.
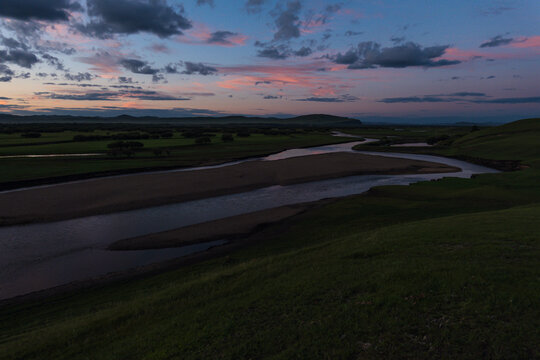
1, 118, 539, 359
0, 127, 351, 186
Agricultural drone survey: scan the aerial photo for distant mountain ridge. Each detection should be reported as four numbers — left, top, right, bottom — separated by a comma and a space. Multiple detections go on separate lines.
0, 113, 361, 127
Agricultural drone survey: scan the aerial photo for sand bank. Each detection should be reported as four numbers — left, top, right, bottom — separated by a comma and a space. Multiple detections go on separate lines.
0, 152, 459, 226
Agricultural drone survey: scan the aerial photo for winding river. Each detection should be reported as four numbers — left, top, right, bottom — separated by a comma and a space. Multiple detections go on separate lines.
0, 141, 497, 300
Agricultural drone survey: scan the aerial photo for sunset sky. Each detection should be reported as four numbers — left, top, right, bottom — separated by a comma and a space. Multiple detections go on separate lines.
0, 0, 538, 122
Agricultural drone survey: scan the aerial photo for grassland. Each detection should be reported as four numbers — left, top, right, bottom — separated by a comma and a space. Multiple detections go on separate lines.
0, 129, 351, 186
1, 118, 539, 359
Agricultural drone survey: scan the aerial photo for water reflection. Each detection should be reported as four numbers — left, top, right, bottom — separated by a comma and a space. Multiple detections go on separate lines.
0, 144, 497, 299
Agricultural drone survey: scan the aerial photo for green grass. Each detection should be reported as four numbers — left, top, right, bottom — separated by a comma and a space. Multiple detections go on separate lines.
0, 132, 349, 184
343, 125, 469, 141
1, 118, 540, 358
354, 118, 540, 167
443, 118, 540, 164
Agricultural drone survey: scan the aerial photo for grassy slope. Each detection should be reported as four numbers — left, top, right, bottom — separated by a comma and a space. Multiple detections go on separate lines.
1, 118, 540, 359
442, 118, 540, 165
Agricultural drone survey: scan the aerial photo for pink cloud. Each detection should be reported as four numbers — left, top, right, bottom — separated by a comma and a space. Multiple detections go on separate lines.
150, 44, 170, 53
511, 36, 540, 49
300, 17, 326, 34
76, 50, 124, 74
338, 8, 366, 19
216, 61, 364, 97
444, 47, 517, 61
177, 23, 247, 47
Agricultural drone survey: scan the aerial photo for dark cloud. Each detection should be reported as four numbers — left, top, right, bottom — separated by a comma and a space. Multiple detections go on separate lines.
207, 31, 238, 45
110, 85, 143, 89
257, 45, 290, 59
273, 0, 302, 41
480, 35, 514, 48
255, 80, 272, 85
181, 92, 215, 97
2, 20, 75, 55
182, 61, 217, 75
0, 103, 27, 109
41, 91, 118, 101
332, 41, 460, 69
378, 93, 540, 105
379, 92, 487, 103
303, 3, 341, 32
152, 73, 167, 83
64, 72, 95, 82
481, 6, 516, 16
263, 95, 282, 99
120, 58, 159, 75
470, 97, 540, 104
296, 95, 358, 102
38, 40, 77, 55
164, 63, 178, 74
0, 0, 81, 22
32, 106, 226, 117
345, 30, 363, 36
73, 83, 101, 87
390, 36, 405, 44
379, 96, 452, 103
36, 89, 190, 102
325, 4, 341, 14
118, 89, 188, 101
118, 76, 134, 83
15, 72, 31, 79
196, 0, 214, 7
246, 0, 266, 14
2, 20, 42, 41
79, 0, 192, 39
36, 72, 49, 77
293, 46, 312, 57
0, 49, 40, 68
321, 31, 332, 42
449, 92, 486, 97
0, 64, 14, 77
1, 36, 28, 50
42, 54, 65, 71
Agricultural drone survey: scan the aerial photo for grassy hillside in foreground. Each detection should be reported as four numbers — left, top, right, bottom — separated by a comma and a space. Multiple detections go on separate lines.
1, 118, 540, 359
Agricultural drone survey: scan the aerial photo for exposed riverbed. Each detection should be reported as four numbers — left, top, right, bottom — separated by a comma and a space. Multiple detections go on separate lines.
0, 141, 497, 300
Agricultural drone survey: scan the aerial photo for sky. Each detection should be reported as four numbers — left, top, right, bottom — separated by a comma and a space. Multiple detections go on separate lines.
0, 0, 538, 123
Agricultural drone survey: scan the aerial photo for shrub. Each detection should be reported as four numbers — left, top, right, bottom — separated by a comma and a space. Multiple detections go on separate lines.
236, 130, 251, 137
426, 135, 450, 145
20, 132, 41, 138
221, 133, 234, 142
195, 137, 212, 145
107, 141, 144, 149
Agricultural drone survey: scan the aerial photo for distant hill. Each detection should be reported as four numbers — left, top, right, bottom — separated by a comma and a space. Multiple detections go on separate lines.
0, 113, 362, 128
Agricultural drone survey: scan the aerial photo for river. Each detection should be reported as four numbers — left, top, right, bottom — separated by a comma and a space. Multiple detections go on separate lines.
0, 141, 497, 300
